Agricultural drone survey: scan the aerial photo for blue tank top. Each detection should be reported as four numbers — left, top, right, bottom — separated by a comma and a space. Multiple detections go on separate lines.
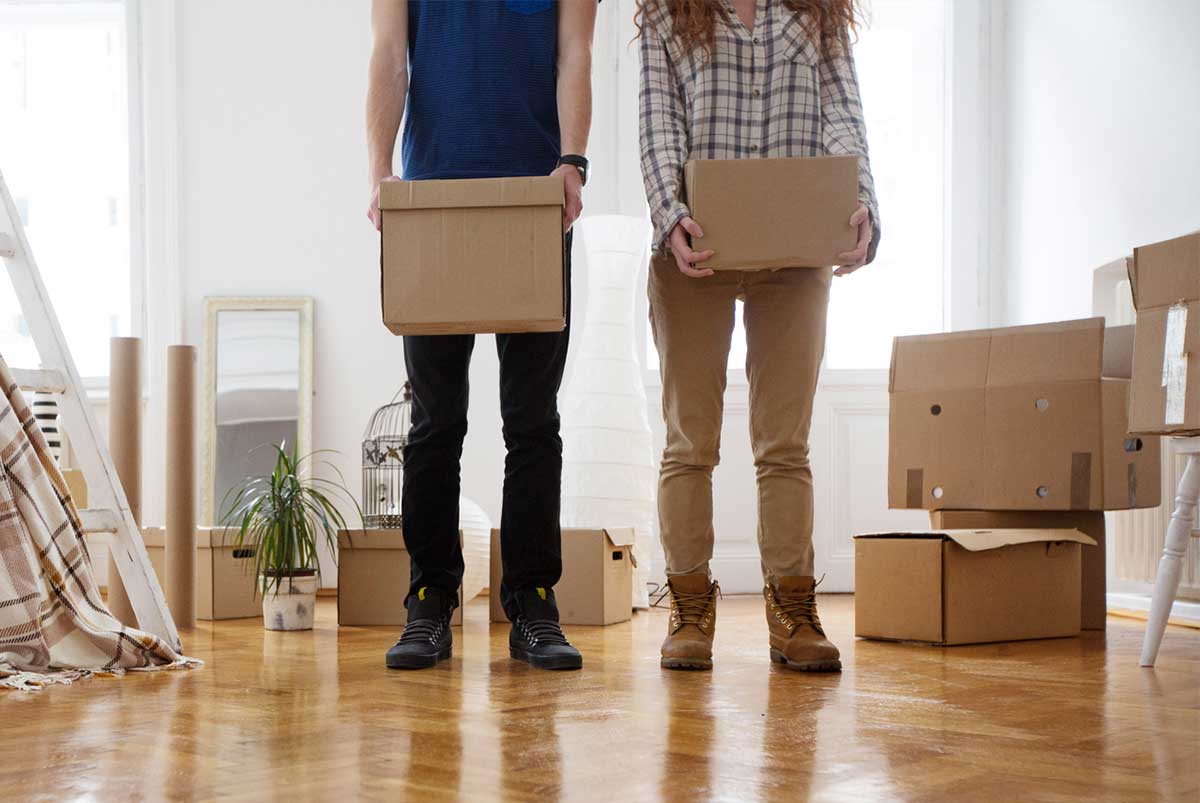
402, 0, 561, 181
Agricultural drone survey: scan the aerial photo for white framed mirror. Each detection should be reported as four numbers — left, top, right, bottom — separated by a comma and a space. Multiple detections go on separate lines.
201, 296, 314, 527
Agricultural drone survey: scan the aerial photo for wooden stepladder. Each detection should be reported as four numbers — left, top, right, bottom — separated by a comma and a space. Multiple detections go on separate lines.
0, 168, 180, 651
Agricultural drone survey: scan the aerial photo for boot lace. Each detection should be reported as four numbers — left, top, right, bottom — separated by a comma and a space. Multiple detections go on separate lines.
516, 617, 570, 647
766, 577, 826, 635
395, 615, 447, 647
667, 582, 719, 634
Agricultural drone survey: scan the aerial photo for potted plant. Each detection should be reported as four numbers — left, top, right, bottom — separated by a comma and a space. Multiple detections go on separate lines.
221, 443, 360, 631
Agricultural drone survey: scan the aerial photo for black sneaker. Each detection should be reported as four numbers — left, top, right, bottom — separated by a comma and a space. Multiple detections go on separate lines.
508, 587, 582, 671
385, 586, 454, 669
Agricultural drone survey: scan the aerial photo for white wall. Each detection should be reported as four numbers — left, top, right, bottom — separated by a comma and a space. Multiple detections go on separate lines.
991, 0, 1200, 325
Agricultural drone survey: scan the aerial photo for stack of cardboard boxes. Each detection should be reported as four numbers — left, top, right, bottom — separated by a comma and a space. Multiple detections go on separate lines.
857, 316, 1162, 645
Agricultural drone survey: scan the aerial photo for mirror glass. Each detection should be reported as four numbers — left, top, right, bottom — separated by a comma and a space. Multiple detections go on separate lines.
210, 308, 304, 523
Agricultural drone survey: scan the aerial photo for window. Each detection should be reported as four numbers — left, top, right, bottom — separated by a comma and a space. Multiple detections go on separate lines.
825, 0, 946, 369
0, 2, 135, 379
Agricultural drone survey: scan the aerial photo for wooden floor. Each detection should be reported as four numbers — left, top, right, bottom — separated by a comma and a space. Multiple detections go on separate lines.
2, 595, 1198, 802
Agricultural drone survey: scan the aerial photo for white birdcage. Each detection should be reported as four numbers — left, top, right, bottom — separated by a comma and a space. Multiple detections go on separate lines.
362, 382, 412, 529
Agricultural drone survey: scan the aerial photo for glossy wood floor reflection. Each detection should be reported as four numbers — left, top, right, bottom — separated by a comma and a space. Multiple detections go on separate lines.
3, 596, 1198, 802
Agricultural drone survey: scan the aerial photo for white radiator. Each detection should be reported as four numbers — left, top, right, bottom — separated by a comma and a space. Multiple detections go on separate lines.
1094, 258, 1200, 604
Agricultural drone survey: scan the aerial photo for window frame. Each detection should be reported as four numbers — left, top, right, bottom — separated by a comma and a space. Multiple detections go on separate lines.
0, 0, 147, 393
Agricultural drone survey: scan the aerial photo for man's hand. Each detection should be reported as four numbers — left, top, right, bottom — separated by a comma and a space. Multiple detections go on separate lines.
553, 163, 584, 232
835, 204, 873, 276
368, 175, 401, 232
668, 216, 715, 278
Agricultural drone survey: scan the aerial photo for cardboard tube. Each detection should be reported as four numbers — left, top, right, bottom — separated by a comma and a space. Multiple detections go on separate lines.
165, 345, 196, 628
105, 337, 141, 627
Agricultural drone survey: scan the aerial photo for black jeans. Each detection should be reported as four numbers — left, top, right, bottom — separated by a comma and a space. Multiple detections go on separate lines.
401, 232, 571, 620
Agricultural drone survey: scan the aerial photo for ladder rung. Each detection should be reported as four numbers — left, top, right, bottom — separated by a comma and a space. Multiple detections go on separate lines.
11, 367, 67, 394
0, 233, 14, 258
79, 508, 121, 533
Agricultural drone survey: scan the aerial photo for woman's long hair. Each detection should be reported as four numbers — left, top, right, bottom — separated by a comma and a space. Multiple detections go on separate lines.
635, 0, 863, 57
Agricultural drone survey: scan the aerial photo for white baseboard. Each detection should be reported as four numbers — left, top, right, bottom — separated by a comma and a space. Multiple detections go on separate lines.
1107, 592, 1200, 627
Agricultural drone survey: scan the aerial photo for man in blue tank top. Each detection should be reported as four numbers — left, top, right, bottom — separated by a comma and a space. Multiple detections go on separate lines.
366, 0, 597, 671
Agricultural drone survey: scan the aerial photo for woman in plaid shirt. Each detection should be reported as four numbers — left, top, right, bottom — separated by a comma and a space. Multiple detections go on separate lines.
638, 0, 878, 673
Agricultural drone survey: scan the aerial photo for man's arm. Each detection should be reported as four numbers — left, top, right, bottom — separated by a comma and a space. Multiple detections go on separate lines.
553, 0, 597, 231
366, 0, 409, 230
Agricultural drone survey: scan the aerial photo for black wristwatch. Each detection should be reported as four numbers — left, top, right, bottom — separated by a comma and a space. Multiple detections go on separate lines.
557, 154, 589, 186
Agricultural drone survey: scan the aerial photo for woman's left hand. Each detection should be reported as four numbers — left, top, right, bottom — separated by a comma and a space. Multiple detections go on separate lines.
835, 204, 872, 276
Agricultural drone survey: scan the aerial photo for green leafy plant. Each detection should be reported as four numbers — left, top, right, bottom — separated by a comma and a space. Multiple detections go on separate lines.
219, 442, 362, 597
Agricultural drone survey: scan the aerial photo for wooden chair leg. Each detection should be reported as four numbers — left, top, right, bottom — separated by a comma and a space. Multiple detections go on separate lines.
1140, 452, 1200, 667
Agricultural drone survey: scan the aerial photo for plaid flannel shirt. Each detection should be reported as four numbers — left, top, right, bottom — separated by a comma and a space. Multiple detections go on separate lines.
639, 0, 881, 263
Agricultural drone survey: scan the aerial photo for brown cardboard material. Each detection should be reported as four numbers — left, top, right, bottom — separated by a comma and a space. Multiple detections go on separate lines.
854, 528, 1094, 645
379, 176, 565, 335
165, 345, 196, 627
336, 529, 462, 627
61, 468, 87, 508
683, 156, 859, 270
888, 317, 1161, 511
143, 527, 261, 620
1127, 231, 1200, 435
105, 337, 141, 627
489, 527, 636, 626
930, 510, 1107, 631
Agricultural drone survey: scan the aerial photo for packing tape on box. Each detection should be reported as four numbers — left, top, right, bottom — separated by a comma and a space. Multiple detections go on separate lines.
1128, 462, 1138, 510
1070, 452, 1092, 510
1162, 302, 1189, 426
906, 468, 924, 508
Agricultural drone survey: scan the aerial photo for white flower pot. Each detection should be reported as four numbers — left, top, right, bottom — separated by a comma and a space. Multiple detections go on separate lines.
261, 574, 319, 631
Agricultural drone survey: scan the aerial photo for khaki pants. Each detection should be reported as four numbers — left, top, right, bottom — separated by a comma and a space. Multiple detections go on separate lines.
649, 256, 831, 584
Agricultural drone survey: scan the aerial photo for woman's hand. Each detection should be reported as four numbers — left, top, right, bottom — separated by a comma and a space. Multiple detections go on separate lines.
668, 216, 715, 278
835, 204, 873, 276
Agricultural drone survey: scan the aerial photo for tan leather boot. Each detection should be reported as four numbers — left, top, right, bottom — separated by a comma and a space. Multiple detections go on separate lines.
764, 577, 841, 672
660, 574, 718, 670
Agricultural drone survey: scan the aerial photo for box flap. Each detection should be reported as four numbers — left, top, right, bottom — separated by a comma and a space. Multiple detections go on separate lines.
855, 528, 1096, 550
985, 318, 1104, 386
889, 330, 991, 392
942, 527, 1096, 550
1131, 231, 1200, 310
379, 176, 563, 211
1102, 324, 1134, 379
893, 319, 1107, 393
603, 527, 638, 567
854, 531, 949, 540
336, 529, 407, 550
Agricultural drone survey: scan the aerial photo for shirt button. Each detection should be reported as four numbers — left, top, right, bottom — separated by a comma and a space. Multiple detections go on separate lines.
752, 88, 761, 97
750, 144, 759, 152
753, 36, 760, 44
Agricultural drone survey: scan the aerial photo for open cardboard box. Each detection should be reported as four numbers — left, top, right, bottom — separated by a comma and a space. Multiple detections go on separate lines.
1127, 230, 1200, 435
683, 155, 859, 270
888, 317, 1160, 511
379, 176, 565, 335
854, 528, 1095, 645
930, 509, 1106, 631
489, 527, 636, 626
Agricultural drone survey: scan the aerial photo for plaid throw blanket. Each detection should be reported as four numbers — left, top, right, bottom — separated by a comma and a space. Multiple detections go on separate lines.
0, 356, 197, 691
